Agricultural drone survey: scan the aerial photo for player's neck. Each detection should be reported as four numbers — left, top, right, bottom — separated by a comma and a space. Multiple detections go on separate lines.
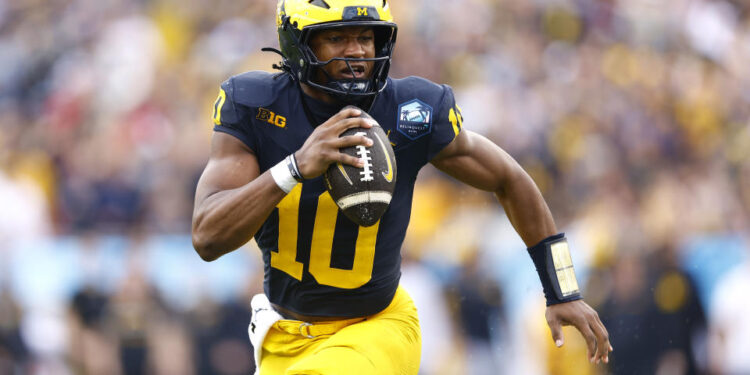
300, 89, 345, 127
300, 82, 337, 105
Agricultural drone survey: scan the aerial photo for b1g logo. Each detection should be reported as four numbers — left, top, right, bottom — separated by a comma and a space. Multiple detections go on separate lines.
257, 107, 287, 128
397, 99, 432, 140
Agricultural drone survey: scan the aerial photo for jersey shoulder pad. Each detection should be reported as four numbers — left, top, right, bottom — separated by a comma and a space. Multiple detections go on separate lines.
388, 76, 448, 107
224, 71, 292, 108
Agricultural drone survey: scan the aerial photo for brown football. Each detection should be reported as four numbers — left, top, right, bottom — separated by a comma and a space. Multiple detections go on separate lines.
324, 106, 397, 227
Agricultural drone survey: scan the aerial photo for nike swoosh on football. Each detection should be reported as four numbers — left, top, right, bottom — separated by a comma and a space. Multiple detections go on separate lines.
337, 163, 354, 185
375, 134, 394, 182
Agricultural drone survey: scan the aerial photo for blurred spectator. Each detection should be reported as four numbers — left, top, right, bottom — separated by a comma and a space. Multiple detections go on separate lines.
598, 245, 707, 375
597, 253, 651, 374
110, 263, 170, 374
0, 287, 29, 374
447, 249, 506, 375
69, 285, 116, 375
189, 297, 254, 375
401, 252, 459, 375
650, 245, 708, 374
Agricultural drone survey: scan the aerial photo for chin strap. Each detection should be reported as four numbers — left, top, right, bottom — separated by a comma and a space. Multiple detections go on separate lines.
261, 47, 295, 79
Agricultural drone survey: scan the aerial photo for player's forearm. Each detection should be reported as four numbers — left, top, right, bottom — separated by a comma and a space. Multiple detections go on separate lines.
192, 172, 286, 261
494, 165, 557, 247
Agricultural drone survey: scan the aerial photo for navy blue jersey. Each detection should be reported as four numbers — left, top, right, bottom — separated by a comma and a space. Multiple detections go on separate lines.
212, 71, 463, 317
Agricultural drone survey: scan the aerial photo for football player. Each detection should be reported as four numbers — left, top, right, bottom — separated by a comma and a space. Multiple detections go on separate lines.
192, 0, 612, 373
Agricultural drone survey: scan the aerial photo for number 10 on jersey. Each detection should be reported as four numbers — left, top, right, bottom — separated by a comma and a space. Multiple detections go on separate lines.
271, 184, 380, 289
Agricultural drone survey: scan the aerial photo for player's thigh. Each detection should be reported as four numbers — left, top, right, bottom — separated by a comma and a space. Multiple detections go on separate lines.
286, 316, 421, 375
286, 320, 421, 375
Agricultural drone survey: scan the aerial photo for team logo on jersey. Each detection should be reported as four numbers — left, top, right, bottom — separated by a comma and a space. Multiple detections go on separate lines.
397, 99, 432, 140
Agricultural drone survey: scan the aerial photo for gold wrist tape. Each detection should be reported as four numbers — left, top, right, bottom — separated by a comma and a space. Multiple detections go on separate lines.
550, 240, 581, 297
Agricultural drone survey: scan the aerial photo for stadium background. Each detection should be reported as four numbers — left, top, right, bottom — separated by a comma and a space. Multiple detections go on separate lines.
1, 0, 749, 374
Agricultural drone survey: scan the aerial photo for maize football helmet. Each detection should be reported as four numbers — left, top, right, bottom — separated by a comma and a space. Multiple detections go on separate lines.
274, 0, 397, 107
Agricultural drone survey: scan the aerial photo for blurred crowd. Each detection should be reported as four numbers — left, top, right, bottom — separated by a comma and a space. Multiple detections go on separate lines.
1, 0, 750, 374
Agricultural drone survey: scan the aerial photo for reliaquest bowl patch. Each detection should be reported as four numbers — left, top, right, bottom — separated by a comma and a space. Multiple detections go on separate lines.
397, 99, 433, 140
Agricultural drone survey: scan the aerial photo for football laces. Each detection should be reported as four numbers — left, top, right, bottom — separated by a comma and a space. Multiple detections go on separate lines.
354, 131, 374, 182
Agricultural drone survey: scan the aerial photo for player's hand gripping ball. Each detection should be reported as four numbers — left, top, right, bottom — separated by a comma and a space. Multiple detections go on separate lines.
324, 106, 397, 227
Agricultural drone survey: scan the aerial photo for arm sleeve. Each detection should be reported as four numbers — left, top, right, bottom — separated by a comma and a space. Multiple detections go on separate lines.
211, 78, 258, 152
427, 84, 464, 161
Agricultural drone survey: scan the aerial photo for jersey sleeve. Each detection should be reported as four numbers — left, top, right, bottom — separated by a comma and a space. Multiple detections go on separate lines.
211, 78, 258, 152
427, 84, 464, 161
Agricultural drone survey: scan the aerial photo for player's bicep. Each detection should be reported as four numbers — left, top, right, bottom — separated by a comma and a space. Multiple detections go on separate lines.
194, 132, 260, 206
430, 130, 519, 192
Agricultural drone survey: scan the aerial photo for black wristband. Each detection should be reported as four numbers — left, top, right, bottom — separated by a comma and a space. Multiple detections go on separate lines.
285, 154, 304, 182
527, 233, 583, 306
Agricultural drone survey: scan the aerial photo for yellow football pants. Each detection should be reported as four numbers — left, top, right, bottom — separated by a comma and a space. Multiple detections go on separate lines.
259, 286, 421, 375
